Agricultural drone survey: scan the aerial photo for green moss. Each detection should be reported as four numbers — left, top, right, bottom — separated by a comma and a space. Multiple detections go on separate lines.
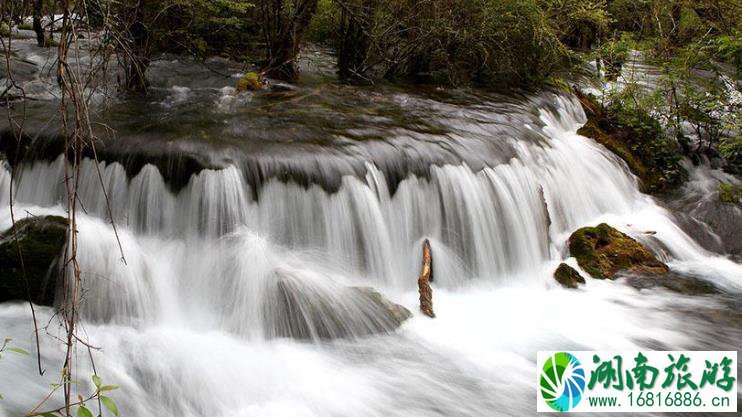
719, 182, 741, 205
0, 216, 68, 306
553, 263, 585, 288
236, 71, 264, 92
568, 223, 668, 279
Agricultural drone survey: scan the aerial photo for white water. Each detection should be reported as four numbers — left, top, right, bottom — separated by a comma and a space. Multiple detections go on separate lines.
0, 94, 740, 416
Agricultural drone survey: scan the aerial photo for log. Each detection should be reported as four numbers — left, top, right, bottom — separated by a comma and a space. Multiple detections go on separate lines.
417, 239, 435, 318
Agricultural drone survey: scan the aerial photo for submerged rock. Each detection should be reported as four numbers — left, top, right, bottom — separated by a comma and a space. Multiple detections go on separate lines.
0, 215, 67, 306
568, 223, 668, 280
623, 271, 719, 296
553, 263, 585, 288
264, 271, 410, 340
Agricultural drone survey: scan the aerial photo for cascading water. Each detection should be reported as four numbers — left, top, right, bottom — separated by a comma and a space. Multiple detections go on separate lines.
0, 93, 740, 417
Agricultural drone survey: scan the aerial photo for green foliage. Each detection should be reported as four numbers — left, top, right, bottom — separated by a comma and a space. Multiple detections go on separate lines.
607, 0, 654, 36
719, 135, 742, 175
305, 0, 339, 45
0, 22, 10, 37
539, 0, 610, 49
101, 396, 120, 416
406, 0, 568, 88
77, 406, 93, 417
678, 6, 703, 43
603, 86, 687, 192
709, 35, 742, 74
597, 32, 634, 79
145, 0, 258, 59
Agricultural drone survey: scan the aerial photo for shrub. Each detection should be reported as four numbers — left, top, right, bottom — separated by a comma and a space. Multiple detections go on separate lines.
306, 0, 339, 45
397, 0, 568, 88
605, 88, 687, 192
719, 135, 742, 175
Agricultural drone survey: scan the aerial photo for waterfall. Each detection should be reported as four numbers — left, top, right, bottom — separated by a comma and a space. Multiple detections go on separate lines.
0, 93, 739, 417
3, 95, 740, 313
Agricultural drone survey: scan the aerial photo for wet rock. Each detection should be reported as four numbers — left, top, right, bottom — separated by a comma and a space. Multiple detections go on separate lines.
568, 223, 668, 280
264, 271, 410, 340
235, 71, 265, 92
553, 263, 585, 288
269, 82, 297, 92
622, 270, 719, 296
0, 215, 68, 306
352, 287, 412, 325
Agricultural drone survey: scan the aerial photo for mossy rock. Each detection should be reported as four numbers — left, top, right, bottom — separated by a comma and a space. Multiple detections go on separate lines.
235, 71, 265, 92
0, 216, 68, 306
718, 182, 741, 205
568, 223, 668, 280
553, 263, 585, 289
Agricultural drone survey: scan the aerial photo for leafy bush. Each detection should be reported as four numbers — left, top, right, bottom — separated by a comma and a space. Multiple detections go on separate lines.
306, 0, 339, 45
401, 0, 568, 88
539, 0, 610, 49
0, 22, 10, 37
719, 135, 742, 175
605, 88, 687, 192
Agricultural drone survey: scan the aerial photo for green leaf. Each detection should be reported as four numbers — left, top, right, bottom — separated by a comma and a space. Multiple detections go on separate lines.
99, 385, 119, 392
8, 346, 29, 355
92, 374, 102, 388
41, 413, 57, 417
101, 396, 119, 417
77, 406, 93, 417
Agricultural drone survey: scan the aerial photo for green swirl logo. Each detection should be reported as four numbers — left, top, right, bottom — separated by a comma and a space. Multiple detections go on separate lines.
540, 352, 586, 412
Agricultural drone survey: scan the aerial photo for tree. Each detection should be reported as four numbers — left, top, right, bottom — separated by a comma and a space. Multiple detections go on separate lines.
32, 0, 46, 47
257, 0, 319, 80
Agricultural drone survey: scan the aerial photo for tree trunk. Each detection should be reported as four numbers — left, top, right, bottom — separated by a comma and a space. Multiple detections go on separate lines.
32, 0, 45, 47
418, 239, 434, 318
337, 1, 374, 83
262, 0, 318, 81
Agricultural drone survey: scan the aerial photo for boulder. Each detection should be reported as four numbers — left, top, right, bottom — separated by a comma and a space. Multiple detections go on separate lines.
264, 270, 411, 340
0, 216, 68, 306
568, 223, 668, 280
553, 263, 585, 288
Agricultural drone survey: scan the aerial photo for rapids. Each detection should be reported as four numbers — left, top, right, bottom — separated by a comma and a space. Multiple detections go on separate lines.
0, 91, 740, 416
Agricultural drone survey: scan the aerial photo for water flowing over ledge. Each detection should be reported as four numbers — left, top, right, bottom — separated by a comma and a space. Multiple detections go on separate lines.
0, 92, 740, 417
